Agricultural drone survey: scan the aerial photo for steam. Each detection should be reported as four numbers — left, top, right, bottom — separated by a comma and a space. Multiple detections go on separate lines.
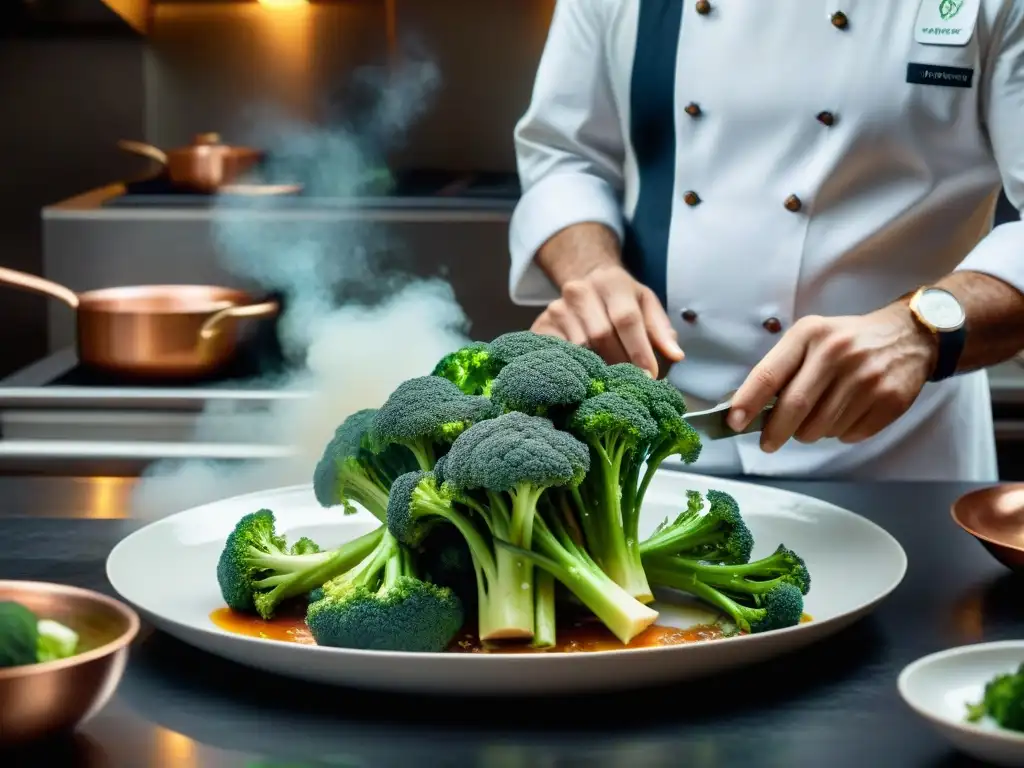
129, 53, 470, 520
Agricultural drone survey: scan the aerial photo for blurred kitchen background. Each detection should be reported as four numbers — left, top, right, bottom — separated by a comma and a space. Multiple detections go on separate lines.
1, 0, 1024, 517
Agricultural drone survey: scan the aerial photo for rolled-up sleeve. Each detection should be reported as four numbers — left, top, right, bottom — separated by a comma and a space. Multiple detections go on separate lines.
508, 0, 626, 306
956, 3, 1024, 289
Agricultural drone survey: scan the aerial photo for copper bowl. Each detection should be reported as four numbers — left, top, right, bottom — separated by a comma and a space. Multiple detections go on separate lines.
0, 581, 140, 747
951, 484, 1024, 571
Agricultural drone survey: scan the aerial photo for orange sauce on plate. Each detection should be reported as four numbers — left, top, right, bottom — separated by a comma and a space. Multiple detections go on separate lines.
209, 606, 811, 653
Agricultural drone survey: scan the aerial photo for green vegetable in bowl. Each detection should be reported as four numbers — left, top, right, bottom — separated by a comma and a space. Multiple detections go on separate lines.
0, 601, 38, 667
0, 599, 80, 668
966, 663, 1024, 731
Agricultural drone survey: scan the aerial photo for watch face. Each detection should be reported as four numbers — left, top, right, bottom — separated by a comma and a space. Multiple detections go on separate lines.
917, 288, 965, 331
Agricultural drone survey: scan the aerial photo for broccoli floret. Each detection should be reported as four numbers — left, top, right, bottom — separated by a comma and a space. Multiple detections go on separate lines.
497, 504, 660, 645
564, 392, 660, 602
389, 414, 590, 641
644, 558, 804, 634
313, 409, 418, 520
432, 342, 499, 397
966, 664, 1024, 731
640, 490, 754, 564
371, 376, 498, 471
642, 544, 811, 608
489, 331, 608, 384
0, 602, 80, 668
0, 601, 40, 668
388, 469, 541, 641
216, 508, 385, 619
443, 412, 590, 550
490, 347, 604, 416
290, 537, 322, 555
306, 530, 464, 653
431, 331, 607, 403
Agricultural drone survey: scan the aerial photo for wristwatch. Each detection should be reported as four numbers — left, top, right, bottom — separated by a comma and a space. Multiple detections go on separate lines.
907, 286, 967, 382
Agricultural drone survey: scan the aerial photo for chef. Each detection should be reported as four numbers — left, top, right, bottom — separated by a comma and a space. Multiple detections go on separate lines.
507, 0, 1024, 481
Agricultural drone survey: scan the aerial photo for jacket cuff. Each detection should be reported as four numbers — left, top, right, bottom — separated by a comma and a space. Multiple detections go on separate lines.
508, 173, 624, 306
955, 221, 1024, 294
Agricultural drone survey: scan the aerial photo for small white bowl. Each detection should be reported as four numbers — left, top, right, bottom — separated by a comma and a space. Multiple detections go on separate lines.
898, 641, 1024, 767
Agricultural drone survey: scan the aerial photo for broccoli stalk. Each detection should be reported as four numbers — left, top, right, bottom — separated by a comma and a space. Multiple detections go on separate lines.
497, 507, 660, 645
313, 408, 418, 520
216, 508, 385, 619
565, 392, 659, 603
442, 412, 592, 640
644, 545, 811, 598
306, 529, 464, 653
643, 562, 804, 634
639, 489, 754, 564
388, 470, 539, 642
371, 376, 498, 471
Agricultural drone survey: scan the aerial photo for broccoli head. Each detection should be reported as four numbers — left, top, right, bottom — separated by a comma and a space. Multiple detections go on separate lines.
489, 331, 608, 384
313, 409, 418, 520
640, 489, 754, 564
305, 530, 464, 653
432, 342, 499, 397
371, 376, 498, 471
490, 348, 596, 415
443, 411, 590, 496
966, 663, 1024, 731
216, 508, 384, 619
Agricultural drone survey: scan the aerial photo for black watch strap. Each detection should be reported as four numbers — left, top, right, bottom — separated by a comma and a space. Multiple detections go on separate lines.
928, 324, 966, 382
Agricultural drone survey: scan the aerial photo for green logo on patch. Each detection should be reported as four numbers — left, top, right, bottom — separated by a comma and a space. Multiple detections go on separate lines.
939, 0, 963, 21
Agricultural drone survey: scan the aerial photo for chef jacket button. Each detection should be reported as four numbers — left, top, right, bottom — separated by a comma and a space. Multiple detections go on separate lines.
684, 191, 701, 206
816, 110, 836, 126
696, 0, 712, 15
681, 309, 698, 323
830, 11, 849, 29
784, 194, 803, 212
684, 102, 702, 118
763, 317, 783, 334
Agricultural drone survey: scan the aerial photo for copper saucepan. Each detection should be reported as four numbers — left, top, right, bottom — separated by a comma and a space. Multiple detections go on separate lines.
117, 132, 299, 195
0, 267, 280, 380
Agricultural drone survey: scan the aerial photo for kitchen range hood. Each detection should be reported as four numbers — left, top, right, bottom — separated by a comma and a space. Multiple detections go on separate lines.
0, 0, 149, 36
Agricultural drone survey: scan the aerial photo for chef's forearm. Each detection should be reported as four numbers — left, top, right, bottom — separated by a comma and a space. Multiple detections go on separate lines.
535, 222, 623, 288
934, 270, 1024, 370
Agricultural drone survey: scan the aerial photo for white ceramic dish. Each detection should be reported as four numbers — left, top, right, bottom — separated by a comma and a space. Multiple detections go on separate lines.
899, 642, 1024, 767
107, 471, 907, 695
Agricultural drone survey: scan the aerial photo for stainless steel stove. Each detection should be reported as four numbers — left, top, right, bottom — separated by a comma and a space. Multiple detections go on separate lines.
0, 346, 305, 473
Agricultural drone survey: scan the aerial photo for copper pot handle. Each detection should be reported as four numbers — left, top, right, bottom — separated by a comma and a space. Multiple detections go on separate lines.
199, 300, 280, 341
117, 140, 169, 166
0, 267, 80, 309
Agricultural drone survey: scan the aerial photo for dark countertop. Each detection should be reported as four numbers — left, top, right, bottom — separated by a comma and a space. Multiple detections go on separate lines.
0, 479, 1019, 767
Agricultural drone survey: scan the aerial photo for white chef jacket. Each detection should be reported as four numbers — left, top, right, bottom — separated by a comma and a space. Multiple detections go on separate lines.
507, 0, 1020, 482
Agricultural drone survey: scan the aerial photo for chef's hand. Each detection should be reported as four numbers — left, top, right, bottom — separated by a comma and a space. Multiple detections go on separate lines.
531, 265, 685, 377
727, 304, 938, 452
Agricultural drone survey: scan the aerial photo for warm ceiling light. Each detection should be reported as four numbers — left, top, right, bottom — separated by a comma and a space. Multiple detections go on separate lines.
257, 0, 308, 8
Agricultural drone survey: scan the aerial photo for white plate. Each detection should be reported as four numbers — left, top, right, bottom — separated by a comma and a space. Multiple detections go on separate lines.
107, 472, 907, 695
899, 642, 1024, 766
